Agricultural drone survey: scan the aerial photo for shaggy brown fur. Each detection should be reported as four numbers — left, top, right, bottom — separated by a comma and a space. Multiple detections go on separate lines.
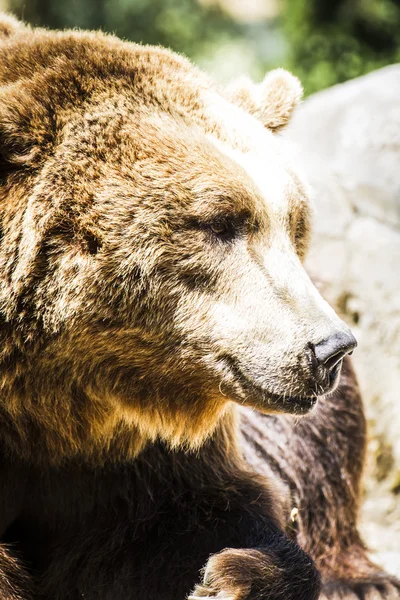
0, 14, 399, 600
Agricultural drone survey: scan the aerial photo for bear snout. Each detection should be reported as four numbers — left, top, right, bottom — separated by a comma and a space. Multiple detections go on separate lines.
306, 330, 357, 395
216, 328, 357, 414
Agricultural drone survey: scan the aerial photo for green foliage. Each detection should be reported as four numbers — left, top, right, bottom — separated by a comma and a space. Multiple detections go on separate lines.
282, 0, 400, 95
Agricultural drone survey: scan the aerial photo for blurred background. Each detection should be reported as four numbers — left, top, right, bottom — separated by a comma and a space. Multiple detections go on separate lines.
2, 0, 400, 94
2, 0, 400, 576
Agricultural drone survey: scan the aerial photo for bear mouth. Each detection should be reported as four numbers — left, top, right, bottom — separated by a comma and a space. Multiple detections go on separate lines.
221, 356, 318, 415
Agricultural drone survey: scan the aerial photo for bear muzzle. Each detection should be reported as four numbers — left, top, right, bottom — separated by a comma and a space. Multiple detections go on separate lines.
217, 329, 357, 415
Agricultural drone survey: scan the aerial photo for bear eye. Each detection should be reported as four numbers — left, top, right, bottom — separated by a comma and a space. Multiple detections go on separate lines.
210, 221, 229, 235
208, 218, 235, 240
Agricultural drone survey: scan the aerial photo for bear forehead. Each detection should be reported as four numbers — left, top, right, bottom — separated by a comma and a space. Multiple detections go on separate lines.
1, 29, 307, 227
53, 103, 305, 234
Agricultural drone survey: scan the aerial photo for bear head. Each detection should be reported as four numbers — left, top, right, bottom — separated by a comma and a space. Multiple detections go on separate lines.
0, 16, 354, 464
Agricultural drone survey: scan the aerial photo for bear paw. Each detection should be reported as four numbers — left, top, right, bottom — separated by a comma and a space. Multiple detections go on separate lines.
321, 573, 400, 600
188, 546, 320, 600
188, 549, 254, 600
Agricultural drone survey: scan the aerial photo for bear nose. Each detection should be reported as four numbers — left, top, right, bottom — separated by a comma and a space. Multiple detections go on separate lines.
312, 331, 357, 371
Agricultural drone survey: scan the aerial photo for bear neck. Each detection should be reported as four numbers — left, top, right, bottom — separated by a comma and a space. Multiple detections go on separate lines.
0, 379, 240, 467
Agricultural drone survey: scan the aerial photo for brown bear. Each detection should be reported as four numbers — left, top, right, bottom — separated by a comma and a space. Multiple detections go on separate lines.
0, 13, 398, 600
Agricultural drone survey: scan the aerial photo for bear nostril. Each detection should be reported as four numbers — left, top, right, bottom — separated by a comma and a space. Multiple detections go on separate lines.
328, 362, 341, 387
311, 331, 357, 373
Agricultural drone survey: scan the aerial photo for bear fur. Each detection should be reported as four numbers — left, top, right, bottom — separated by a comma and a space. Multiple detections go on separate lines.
0, 14, 399, 600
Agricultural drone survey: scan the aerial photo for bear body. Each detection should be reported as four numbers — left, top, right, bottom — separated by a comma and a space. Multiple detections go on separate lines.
0, 14, 399, 600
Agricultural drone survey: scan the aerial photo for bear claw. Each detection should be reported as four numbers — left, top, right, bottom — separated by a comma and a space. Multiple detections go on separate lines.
320, 574, 400, 600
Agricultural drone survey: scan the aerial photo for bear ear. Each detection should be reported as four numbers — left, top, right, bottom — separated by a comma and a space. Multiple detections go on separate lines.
227, 68, 303, 132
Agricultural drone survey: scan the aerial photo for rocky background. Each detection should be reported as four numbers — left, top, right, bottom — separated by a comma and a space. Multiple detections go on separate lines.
286, 65, 400, 576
